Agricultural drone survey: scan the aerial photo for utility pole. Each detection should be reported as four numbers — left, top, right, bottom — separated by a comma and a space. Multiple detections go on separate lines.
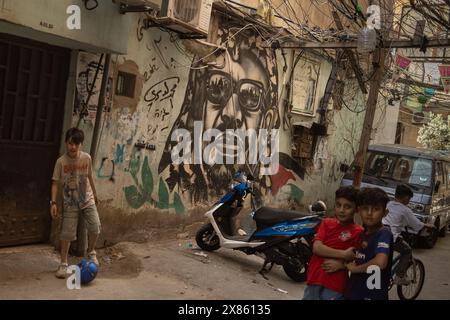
352, 0, 394, 189
332, 11, 368, 94
75, 54, 111, 257
352, 49, 387, 188
90, 53, 112, 162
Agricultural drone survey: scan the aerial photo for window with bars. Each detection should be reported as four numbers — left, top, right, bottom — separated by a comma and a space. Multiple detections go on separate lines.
116, 71, 136, 98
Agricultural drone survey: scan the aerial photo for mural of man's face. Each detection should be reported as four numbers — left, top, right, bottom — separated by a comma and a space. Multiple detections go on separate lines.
158, 27, 278, 199
199, 51, 272, 190
204, 53, 269, 133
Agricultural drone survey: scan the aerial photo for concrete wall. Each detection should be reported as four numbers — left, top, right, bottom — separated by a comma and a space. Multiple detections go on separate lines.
372, 98, 400, 145
0, 0, 132, 53
397, 107, 421, 147
67, 12, 331, 243
65, 6, 368, 243
291, 79, 366, 206
291, 52, 332, 116
397, 106, 450, 148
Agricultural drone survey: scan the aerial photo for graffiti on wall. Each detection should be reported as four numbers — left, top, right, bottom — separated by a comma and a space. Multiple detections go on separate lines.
323, 86, 364, 184
74, 53, 104, 122
115, 144, 125, 164
96, 143, 125, 182
143, 57, 159, 83
74, 52, 113, 125
118, 18, 308, 213
154, 22, 305, 207
95, 18, 368, 213
150, 36, 178, 70
136, 17, 145, 43
97, 157, 115, 182
143, 76, 180, 142
141, 31, 178, 83
123, 155, 185, 213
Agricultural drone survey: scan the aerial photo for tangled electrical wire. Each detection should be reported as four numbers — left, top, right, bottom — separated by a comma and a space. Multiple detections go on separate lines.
223, 0, 450, 118
410, 0, 450, 32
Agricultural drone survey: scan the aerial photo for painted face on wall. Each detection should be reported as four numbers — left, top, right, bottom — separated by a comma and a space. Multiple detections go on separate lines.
158, 22, 279, 201
203, 54, 270, 132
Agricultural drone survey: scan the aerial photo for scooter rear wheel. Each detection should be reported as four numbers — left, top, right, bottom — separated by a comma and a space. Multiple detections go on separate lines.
196, 223, 220, 251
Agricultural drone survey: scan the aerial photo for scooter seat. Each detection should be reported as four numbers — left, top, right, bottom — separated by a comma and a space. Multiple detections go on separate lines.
253, 206, 313, 227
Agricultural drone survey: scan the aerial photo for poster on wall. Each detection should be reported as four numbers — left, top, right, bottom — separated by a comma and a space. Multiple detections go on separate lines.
74, 52, 105, 125
292, 57, 321, 114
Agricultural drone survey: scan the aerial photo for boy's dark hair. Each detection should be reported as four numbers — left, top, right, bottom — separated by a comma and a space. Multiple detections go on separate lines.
65, 127, 84, 144
335, 186, 359, 205
357, 187, 390, 209
395, 184, 414, 199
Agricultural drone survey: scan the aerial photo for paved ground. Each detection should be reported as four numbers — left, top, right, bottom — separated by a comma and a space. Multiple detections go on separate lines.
0, 230, 449, 300
391, 231, 450, 300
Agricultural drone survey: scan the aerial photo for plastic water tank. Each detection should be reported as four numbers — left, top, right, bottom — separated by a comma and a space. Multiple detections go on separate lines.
357, 27, 377, 53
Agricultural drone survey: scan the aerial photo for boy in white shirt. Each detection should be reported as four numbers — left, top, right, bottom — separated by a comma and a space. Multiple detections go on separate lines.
383, 184, 434, 284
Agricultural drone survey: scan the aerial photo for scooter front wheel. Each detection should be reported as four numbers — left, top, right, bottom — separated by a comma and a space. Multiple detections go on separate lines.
195, 223, 221, 251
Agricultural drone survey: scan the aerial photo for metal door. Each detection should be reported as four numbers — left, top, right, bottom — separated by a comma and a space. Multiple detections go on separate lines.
0, 32, 70, 246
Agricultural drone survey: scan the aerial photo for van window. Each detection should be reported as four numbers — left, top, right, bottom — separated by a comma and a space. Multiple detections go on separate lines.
365, 152, 432, 187
435, 161, 445, 193
410, 158, 433, 187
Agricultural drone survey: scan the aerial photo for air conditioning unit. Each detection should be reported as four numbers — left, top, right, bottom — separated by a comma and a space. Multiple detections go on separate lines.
412, 111, 425, 124
158, 0, 213, 36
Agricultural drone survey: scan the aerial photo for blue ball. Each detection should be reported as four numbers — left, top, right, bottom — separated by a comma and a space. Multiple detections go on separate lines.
78, 259, 98, 284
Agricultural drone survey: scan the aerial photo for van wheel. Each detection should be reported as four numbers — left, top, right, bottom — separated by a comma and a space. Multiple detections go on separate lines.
421, 227, 438, 249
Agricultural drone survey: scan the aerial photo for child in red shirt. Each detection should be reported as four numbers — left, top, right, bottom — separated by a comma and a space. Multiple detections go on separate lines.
303, 186, 363, 300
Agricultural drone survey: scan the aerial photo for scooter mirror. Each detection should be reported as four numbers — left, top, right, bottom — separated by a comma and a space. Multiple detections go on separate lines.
233, 171, 244, 182
309, 200, 327, 213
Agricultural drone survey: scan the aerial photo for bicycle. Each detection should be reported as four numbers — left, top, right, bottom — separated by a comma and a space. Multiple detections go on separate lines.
388, 230, 426, 300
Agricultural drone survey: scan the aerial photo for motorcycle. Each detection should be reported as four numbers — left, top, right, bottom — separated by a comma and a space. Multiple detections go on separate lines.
195, 172, 325, 282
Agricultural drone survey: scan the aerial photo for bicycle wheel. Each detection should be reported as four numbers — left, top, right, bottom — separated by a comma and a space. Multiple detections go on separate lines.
397, 258, 425, 300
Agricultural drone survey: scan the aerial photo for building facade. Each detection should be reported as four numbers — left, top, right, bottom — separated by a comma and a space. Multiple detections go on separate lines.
0, 0, 368, 246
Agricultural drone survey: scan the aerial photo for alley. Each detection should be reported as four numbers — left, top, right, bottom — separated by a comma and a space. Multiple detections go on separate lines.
2, 0, 450, 303
393, 234, 450, 300
0, 232, 449, 300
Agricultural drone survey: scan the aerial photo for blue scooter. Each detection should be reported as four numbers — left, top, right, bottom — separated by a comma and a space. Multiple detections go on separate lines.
195, 172, 325, 282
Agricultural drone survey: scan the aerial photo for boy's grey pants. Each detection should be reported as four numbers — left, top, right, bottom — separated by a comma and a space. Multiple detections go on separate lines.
394, 237, 412, 278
